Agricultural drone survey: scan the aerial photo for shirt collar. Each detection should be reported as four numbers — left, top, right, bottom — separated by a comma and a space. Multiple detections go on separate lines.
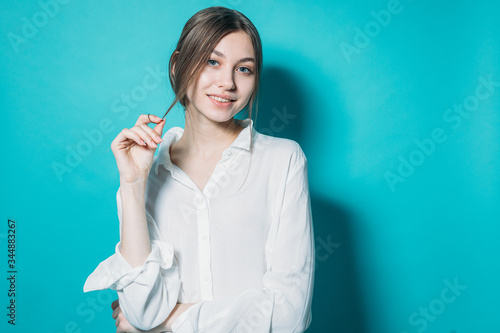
155, 118, 256, 175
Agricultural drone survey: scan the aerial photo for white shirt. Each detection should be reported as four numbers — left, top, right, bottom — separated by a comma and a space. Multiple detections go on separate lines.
83, 118, 315, 332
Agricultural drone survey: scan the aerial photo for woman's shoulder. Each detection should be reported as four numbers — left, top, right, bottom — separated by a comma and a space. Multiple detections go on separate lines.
254, 131, 307, 164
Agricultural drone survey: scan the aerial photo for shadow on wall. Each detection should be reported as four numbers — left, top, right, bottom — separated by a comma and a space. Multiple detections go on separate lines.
253, 66, 303, 143
256, 65, 369, 332
309, 195, 368, 333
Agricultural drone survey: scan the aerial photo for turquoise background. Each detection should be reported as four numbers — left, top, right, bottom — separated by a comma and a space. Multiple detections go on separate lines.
1, 0, 499, 332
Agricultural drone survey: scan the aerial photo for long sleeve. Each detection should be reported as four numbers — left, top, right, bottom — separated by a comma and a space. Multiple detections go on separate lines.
171, 145, 315, 333
83, 187, 183, 330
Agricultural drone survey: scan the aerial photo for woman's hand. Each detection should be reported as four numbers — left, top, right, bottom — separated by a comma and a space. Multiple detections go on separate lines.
164, 302, 196, 330
112, 299, 164, 333
111, 299, 196, 332
111, 114, 166, 184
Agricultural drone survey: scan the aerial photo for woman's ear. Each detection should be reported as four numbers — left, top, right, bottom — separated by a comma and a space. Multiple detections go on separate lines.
171, 51, 179, 77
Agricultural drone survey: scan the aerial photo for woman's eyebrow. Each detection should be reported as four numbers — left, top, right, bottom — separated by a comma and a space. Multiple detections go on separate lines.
212, 49, 255, 63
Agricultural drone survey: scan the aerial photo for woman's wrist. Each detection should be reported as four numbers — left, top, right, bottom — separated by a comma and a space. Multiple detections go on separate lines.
164, 303, 196, 331
120, 175, 148, 186
164, 304, 181, 331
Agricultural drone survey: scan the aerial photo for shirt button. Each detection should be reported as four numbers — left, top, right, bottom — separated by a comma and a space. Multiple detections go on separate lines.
224, 150, 232, 156
195, 194, 204, 207
201, 234, 208, 241
203, 275, 210, 282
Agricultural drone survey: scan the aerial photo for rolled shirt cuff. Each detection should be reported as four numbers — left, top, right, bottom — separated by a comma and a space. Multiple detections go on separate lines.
83, 239, 176, 292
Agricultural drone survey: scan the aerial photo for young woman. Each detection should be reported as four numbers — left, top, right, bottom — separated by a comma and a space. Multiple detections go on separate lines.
84, 6, 315, 333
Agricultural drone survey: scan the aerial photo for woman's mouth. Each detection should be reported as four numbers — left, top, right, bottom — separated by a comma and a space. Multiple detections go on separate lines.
207, 94, 236, 107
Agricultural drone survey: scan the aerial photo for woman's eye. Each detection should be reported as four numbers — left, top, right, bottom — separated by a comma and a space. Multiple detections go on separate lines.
238, 67, 253, 74
208, 59, 219, 66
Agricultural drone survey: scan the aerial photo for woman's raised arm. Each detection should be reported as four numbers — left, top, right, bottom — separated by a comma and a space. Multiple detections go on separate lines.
110, 113, 165, 267
84, 114, 186, 330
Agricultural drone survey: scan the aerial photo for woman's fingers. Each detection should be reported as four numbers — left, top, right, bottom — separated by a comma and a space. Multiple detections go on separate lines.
112, 299, 147, 332
112, 301, 121, 328
128, 114, 165, 148
111, 299, 119, 310
120, 128, 148, 147
133, 125, 160, 148
112, 305, 120, 319
135, 113, 163, 126
114, 123, 164, 150
153, 118, 166, 137
138, 124, 163, 144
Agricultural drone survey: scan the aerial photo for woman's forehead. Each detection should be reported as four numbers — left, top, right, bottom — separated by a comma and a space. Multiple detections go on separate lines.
212, 31, 255, 60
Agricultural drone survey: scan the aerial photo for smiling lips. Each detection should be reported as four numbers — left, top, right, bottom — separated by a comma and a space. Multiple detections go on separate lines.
207, 94, 236, 103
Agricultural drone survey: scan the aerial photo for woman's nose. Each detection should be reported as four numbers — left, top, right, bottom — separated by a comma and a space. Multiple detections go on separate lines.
216, 69, 235, 90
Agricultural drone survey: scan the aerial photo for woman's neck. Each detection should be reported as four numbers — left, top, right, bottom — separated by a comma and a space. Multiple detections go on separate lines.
172, 115, 244, 160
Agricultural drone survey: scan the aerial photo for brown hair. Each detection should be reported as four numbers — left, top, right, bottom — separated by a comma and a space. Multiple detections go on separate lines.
161, 6, 263, 122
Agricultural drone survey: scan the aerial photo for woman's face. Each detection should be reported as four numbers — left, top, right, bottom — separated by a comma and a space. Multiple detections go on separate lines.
185, 30, 256, 124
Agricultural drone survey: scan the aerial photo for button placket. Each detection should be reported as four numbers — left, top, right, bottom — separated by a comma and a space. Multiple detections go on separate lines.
196, 193, 214, 300
203, 153, 233, 198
